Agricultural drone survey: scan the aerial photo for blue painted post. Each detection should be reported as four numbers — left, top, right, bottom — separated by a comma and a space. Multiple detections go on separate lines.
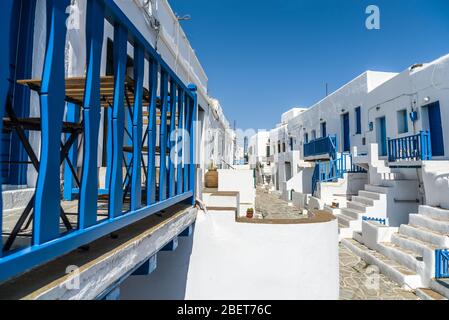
427, 130, 432, 160
158, 71, 169, 201
108, 24, 127, 218
130, 45, 144, 211
387, 138, 391, 162
168, 81, 177, 198
78, 0, 105, 229
183, 95, 191, 193
34, 0, 70, 244
420, 131, 425, 161
176, 89, 185, 195
188, 85, 198, 204
105, 107, 113, 191
63, 103, 80, 201
146, 60, 158, 205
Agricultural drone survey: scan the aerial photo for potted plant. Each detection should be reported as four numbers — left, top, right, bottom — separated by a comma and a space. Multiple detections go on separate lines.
205, 161, 218, 188
246, 208, 254, 219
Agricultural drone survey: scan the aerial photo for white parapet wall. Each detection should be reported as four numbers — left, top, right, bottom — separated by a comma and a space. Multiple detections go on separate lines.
422, 161, 449, 210
218, 169, 256, 216
121, 210, 340, 300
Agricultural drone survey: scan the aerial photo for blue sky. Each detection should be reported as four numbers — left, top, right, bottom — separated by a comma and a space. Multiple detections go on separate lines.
169, 0, 449, 131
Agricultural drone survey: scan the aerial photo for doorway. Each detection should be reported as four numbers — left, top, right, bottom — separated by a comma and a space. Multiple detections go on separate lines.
342, 113, 350, 152
424, 101, 444, 157
376, 116, 387, 157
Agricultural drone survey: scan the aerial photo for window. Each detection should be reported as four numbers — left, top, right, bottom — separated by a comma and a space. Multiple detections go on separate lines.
397, 109, 409, 134
321, 122, 327, 138
282, 143, 286, 153
289, 137, 294, 151
266, 145, 270, 157
311, 130, 316, 140
278, 141, 281, 153
355, 106, 362, 134
304, 133, 309, 144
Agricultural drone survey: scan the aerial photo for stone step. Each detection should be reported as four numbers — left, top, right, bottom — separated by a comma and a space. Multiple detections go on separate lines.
352, 195, 375, 206
347, 201, 368, 212
359, 190, 381, 200
378, 242, 425, 275
409, 214, 449, 236
419, 206, 449, 221
365, 185, 390, 194
342, 238, 422, 290
206, 207, 238, 213
337, 214, 361, 230
416, 287, 448, 300
391, 233, 438, 258
430, 279, 449, 299
341, 207, 364, 220
399, 224, 449, 248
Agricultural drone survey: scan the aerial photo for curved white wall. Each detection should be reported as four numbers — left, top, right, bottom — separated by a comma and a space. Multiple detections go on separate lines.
121, 210, 340, 300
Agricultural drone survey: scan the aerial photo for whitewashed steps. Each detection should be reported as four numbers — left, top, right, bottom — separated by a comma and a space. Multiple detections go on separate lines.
399, 224, 449, 248
416, 288, 447, 300
359, 190, 381, 200
378, 242, 425, 276
342, 238, 422, 290
409, 214, 449, 235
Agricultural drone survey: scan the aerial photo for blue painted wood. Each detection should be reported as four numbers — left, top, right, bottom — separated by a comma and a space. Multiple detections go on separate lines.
103, 287, 121, 300
132, 255, 157, 276
188, 85, 198, 204
108, 24, 127, 218
105, 107, 113, 190
0, 190, 193, 282
34, 0, 70, 244
427, 101, 444, 157
130, 45, 144, 211
161, 237, 178, 251
176, 89, 185, 195
168, 81, 177, 198
158, 71, 169, 201
78, 0, 105, 229
63, 103, 80, 201
183, 95, 191, 193
146, 60, 158, 205
342, 112, 351, 152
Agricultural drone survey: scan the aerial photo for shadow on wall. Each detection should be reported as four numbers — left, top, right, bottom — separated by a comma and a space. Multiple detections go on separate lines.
120, 226, 195, 300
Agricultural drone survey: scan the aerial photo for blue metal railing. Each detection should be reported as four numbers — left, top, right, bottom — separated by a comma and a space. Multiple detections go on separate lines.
362, 216, 387, 225
304, 135, 337, 159
311, 153, 367, 196
387, 131, 432, 162
0, 0, 197, 282
436, 249, 449, 279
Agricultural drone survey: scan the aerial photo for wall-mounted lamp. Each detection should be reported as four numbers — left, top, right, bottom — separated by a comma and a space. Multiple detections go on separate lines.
423, 96, 431, 103
376, 106, 381, 111
341, 109, 346, 113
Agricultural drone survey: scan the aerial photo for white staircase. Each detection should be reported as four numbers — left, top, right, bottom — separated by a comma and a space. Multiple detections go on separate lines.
343, 205, 449, 298
333, 184, 387, 240
202, 189, 240, 213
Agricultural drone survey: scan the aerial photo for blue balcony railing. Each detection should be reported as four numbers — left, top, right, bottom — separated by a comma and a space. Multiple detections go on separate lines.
435, 249, 449, 279
304, 135, 337, 159
0, 0, 197, 282
387, 131, 432, 162
312, 153, 367, 196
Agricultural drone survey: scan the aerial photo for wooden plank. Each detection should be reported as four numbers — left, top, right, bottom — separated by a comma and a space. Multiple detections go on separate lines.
176, 88, 185, 195
158, 71, 169, 202
130, 44, 144, 211
78, 0, 105, 229
33, 0, 70, 245
108, 24, 127, 218
146, 59, 158, 205
168, 80, 177, 198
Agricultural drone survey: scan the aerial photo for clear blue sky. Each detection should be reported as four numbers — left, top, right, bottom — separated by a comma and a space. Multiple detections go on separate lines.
169, 0, 449, 131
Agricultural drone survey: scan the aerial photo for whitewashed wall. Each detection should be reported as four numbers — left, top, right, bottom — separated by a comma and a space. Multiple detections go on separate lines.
120, 210, 340, 300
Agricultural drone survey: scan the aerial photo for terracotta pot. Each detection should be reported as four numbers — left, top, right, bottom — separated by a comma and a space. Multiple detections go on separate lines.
205, 169, 218, 188
246, 209, 254, 219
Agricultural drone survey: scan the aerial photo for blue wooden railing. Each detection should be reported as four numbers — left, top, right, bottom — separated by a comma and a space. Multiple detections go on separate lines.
435, 249, 449, 279
304, 135, 337, 159
387, 131, 432, 162
0, 0, 197, 282
312, 153, 367, 196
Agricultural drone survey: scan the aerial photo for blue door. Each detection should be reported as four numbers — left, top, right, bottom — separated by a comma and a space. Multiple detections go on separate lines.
427, 101, 444, 157
342, 113, 350, 152
377, 117, 387, 156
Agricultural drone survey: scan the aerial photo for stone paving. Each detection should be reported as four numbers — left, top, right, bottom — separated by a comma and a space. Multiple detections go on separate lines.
255, 186, 305, 219
339, 244, 419, 300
